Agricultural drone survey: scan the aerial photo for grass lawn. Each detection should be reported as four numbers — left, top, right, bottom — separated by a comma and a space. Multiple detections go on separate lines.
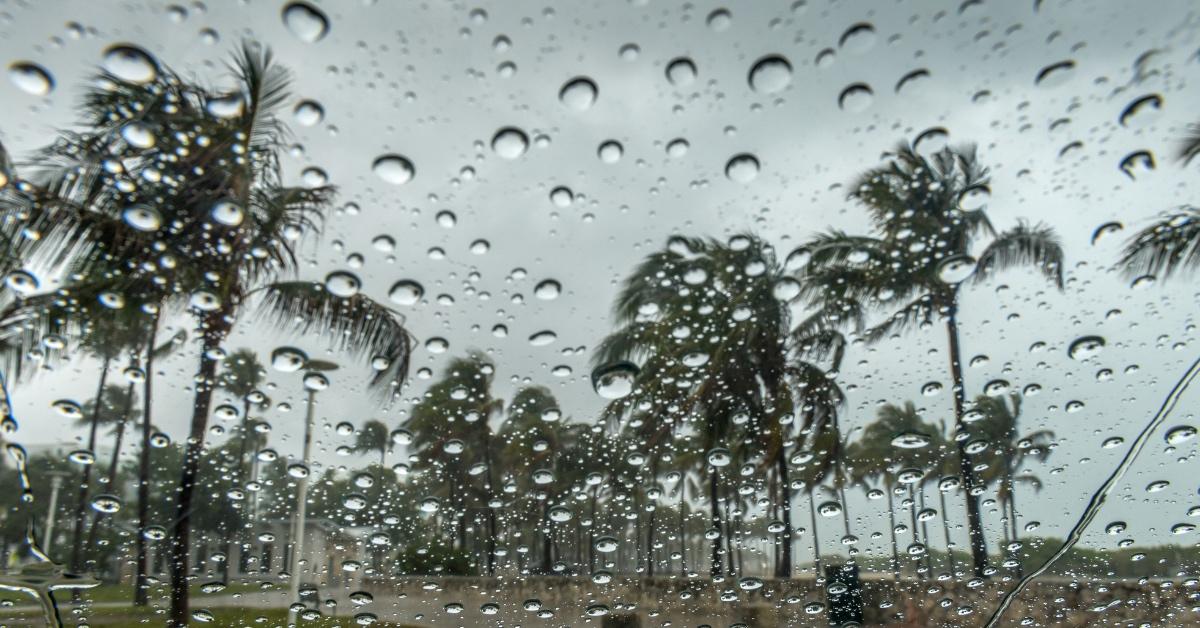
0, 606, 417, 627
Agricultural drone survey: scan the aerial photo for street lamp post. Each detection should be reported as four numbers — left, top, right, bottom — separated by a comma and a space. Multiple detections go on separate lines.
287, 362, 335, 617
42, 472, 69, 554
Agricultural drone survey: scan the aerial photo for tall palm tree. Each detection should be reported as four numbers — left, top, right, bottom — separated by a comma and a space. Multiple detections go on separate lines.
404, 353, 502, 555
497, 386, 579, 574
215, 347, 266, 578
972, 392, 1054, 576
354, 420, 391, 467
66, 310, 145, 577
854, 402, 944, 578
78, 379, 141, 568
0, 44, 414, 624
797, 142, 1064, 576
596, 234, 832, 580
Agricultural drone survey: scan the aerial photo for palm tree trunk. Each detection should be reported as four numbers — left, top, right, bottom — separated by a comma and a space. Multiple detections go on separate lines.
918, 484, 933, 574
908, 484, 921, 579
808, 490, 821, 579
776, 451, 793, 578
1008, 478, 1023, 578
708, 470, 723, 579
678, 483, 688, 578
885, 484, 901, 581
837, 481, 852, 547
722, 483, 735, 577
168, 318, 228, 626
945, 300, 990, 577
938, 487, 956, 576
541, 501, 552, 574
70, 356, 110, 575
645, 458, 658, 578
134, 314, 159, 607
84, 378, 136, 572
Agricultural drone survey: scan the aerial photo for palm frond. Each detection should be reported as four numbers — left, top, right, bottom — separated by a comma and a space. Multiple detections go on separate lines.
971, 220, 1064, 288
1118, 208, 1200, 279
862, 294, 935, 343
256, 281, 412, 399
1179, 122, 1200, 165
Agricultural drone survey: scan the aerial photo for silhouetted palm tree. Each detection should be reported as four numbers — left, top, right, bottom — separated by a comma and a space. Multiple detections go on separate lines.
354, 420, 391, 467
404, 353, 502, 555
596, 233, 838, 579
972, 392, 1054, 576
797, 142, 1064, 576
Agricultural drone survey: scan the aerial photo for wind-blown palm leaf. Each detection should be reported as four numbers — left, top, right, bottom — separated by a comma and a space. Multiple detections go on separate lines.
1179, 123, 1200, 165
972, 220, 1064, 288
256, 281, 412, 397
1118, 207, 1200, 279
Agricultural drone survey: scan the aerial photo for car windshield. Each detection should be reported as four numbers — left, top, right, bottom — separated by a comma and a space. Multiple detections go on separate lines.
0, 1, 1197, 626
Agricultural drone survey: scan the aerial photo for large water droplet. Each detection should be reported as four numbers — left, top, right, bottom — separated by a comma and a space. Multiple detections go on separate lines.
1165, 425, 1197, 445
271, 347, 308, 372
838, 83, 874, 112
325, 271, 361, 297
282, 2, 329, 43
1119, 94, 1163, 128
665, 57, 697, 86
492, 127, 529, 159
122, 205, 163, 232
598, 140, 623, 163
294, 100, 324, 126
8, 62, 54, 96
388, 280, 424, 306
725, 153, 760, 183
707, 9, 732, 31
748, 55, 792, 93
892, 432, 932, 449
559, 77, 598, 111
839, 23, 877, 53
592, 361, 638, 399
368, 153, 413, 185
103, 45, 159, 84
534, 279, 562, 300
1067, 335, 1105, 360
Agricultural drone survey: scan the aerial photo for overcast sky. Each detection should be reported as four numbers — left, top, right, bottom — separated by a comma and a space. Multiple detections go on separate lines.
1, 0, 1199, 560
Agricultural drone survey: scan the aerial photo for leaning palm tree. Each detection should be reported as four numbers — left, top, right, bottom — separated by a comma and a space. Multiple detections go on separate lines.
971, 392, 1054, 576
797, 142, 1064, 576
0, 44, 413, 624
354, 420, 391, 467
595, 234, 837, 579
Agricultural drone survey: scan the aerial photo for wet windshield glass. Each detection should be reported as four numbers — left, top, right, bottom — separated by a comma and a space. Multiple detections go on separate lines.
0, 1, 1197, 626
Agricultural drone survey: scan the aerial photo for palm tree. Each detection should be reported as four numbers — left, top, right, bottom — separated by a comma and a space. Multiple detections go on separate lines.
497, 386, 579, 574
972, 392, 1054, 576
215, 348, 266, 578
78, 380, 141, 568
0, 44, 414, 624
66, 310, 145, 577
596, 234, 829, 580
797, 142, 1064, 576
854, 402, 944, 578
404, 353, 502, 556
354, 420, 391, 467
